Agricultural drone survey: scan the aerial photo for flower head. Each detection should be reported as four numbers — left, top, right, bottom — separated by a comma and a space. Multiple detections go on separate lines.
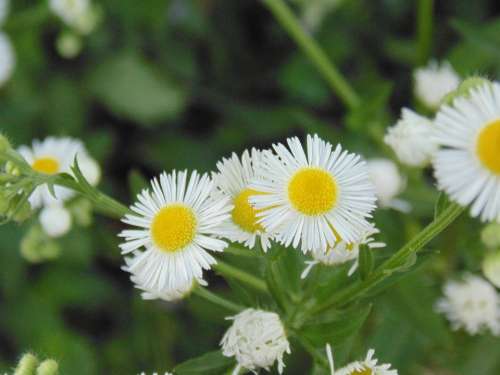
39, 205, 72, 238
119, 170, 232, 293
366, 158, 410, 212
436, 275, 500, 335
414, 60, 460, 109
0, 32, 15, 87
17, 137, 99, 208
384, 108, 438, 167
221, 308, 290, 375
213, 148, 273, 252
432, 82, 500, 222
335, 349, 398, 375
250, 134, 376, 253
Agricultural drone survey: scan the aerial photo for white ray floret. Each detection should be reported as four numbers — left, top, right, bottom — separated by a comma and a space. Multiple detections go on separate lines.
221, 308, 291, 375
335, 349, 398, 375
213, 148, 273, 252
250, 134, 377, 253
17, 137, 98, 208
384, 108, 438, 167
436, 275, 500, 336
432, 82, 500, 222
119, 170, 232, 294
414, 60, 460, 109
301, 224, 385, 279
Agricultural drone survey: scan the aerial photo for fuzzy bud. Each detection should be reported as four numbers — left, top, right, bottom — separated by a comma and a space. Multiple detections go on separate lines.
481, 223, 500, 249
14, 353, 39, 375
482, 251, 500, 288
36, 359, 59, 375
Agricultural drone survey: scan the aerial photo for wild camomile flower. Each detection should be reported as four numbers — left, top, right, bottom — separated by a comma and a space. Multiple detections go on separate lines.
414, 60, 460, 109
384, 108, 438, 167
301, 224, 385, 278
436, 275, 500, 336
119, 170, 232, 293
432, 82, 500, 222
39, 205, 72, 238
250, 134, 377, 253
221, 308, 291, 375
213, 149, 273, 252
366, 158, 410, 212
123, 254, 207, 302
334, 349, 398, 375
0, 32, 15, 87
17, 137, 100, 208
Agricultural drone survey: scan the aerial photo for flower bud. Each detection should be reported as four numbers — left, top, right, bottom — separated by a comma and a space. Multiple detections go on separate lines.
36, 359, 59, 375
441, 76, 492, 106
14, 353, 39, 375
56, 31, 82, 59
21, 226, 61, 263
482, 250, 500, 288
0, 132, 11, 153
481, 223, 500, 249
13, 199, 33, 223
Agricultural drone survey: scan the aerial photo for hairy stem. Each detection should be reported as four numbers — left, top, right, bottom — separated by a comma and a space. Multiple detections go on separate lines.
261, 0, 360, 109
192, 287, 243, 313
214, 260, 269, 293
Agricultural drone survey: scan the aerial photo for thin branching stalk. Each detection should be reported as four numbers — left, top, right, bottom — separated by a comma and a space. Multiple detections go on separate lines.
214, 260, 269, 293
416, 0, 434, 65
193, 287, 244, 313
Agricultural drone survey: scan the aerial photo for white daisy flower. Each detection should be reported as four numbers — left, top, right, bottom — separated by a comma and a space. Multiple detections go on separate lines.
250, 134, 377, 253
436, 275, 500, 336
0, 32, 15, 87
366, 158, 410, 212
213, 149, 273, 252
483, 251, 500, 289
39, 205, 72, 238
414, 60, 460, 109
17, 137, 98, 208
123, 254, 206, 302
301, 224, 385, 279
221, 308, 291, 375
119, 170, 232, 293
0, 0, 9, 26
432, 82, 500, 222
384, 108, 438, 167
335, 349, 398, 375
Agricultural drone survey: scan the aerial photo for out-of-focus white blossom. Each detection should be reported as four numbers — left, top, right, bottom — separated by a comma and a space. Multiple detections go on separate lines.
39, 205, 72, 238
414, 60, 460, 109
0, 32, 15, 87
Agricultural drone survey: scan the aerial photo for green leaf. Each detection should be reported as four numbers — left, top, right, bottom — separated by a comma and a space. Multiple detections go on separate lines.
174, 351, 234, 375
358, 245, 374, 280
88, 53, 187, 125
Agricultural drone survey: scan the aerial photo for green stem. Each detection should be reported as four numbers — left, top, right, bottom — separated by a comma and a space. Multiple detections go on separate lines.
214, 260, 269, 293
294, 334, 330, 369
416, 0, 434, 65
192, 287, 243, 313
311, 202, 465, 315
261, 0, 360, 109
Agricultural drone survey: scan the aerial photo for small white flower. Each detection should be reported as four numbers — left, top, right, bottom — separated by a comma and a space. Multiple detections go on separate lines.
482, 251, 500, 289
123, 254, 206, 302
436, 275, 500, 336
432, 82, 500, 222
250, 134, 377, 253
384, 108, 438, 167
119, 170, 232, 293
0, 0, 9, 26
221, 308, 290, 375
39, 205, 72, 238
301, 224, 385, 279
213, 149, 273, 252
335, 349, 398, 375
414, 60, 460, 109
17, 137, 98, 208
366, 158, 410, 212
49, 0, 90, 28
0, 32, 15, 87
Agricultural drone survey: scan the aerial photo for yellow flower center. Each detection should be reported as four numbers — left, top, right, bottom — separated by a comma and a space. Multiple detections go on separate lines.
351, 368, 372, 375
32, 157, 60, 175
232, 188, 264, 233
151, 204, 197, 252
477, 119, 500, 174
288, 167, 337, 216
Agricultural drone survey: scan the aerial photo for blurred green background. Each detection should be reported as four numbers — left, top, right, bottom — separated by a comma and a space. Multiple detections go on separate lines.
1, 0, 500, 374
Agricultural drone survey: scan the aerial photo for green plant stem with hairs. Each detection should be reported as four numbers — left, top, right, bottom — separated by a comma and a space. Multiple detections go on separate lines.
416, 0, 434, 65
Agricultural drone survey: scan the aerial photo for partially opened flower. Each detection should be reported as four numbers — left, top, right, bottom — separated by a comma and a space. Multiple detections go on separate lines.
436, 275, 500, 335
432, 82, 500, 222
301, 224, 385, 278
221, 308, 290, 375
414, 60, 460, 109
213, 148, 273, 252
119, 170, 232, 294
17, 137, 99, 208
250, 134, 376, 253
384, 108, 438, 167
0, 32, 15, 87
335, 349, 398, 375
366, 158, 410, 212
